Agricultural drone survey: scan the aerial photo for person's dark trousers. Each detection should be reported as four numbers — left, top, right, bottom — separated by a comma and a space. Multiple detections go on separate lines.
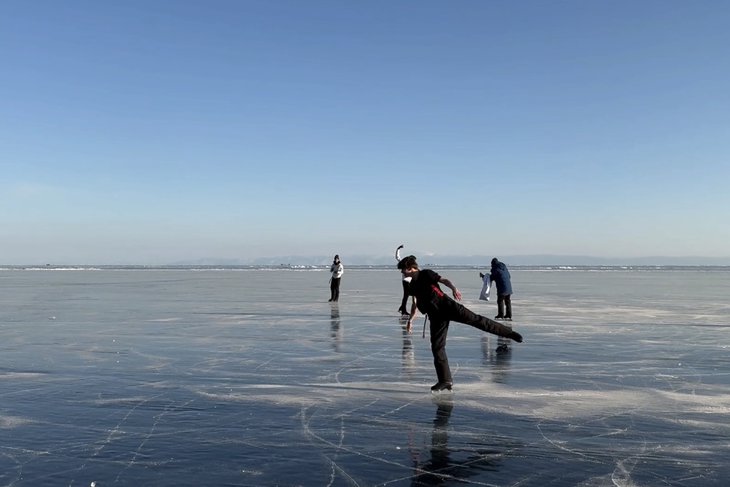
330, 278, 341, 301
497, 294, 512, 319
428, 298, 515, 384
428, 315, 452, 385
399, 280, 409, 313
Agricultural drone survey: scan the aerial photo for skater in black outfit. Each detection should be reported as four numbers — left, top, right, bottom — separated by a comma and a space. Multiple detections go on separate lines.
398, 255, 523, 392
490, 258, 513, 320
395, 244, 411, 315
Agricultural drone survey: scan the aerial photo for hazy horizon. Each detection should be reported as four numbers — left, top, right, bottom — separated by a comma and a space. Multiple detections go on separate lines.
4, 253, 730, 267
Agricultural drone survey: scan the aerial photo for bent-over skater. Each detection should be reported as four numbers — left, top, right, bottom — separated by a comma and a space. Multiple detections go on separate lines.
395, 244, 411, 315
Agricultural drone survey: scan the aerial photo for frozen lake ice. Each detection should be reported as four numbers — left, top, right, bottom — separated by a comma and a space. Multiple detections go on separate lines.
1, 268, 729, 486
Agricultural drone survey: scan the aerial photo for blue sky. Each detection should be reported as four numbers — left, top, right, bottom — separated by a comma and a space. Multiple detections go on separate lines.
2, 0, 729, 264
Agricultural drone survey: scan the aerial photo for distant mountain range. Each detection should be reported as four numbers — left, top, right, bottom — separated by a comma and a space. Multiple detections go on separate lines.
171, 254, 730, 267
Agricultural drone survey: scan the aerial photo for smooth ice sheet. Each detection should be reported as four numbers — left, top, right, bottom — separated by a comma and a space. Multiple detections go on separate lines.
1, 268, 729, 486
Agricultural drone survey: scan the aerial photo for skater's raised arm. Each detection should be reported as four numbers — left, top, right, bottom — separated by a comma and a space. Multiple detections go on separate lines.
438, 277, 462, 301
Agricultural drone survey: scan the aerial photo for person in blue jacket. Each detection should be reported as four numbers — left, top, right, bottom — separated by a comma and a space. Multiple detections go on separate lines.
490, 258, 513, 320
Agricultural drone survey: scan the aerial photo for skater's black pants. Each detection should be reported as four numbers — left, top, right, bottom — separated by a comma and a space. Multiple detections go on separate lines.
428, 298, 515, 384
497, 294, 512, 319
330, 277, 341, 301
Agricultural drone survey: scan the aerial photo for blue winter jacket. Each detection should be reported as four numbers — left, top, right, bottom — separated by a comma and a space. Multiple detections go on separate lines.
490, 261, 513, 296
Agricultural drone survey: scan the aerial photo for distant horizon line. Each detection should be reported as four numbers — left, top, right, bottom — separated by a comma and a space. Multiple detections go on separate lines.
4, 253, 730, 267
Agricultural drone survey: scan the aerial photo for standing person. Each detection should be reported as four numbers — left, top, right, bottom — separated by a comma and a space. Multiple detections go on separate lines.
398, 255, 522, 391
395, 244, 411, 316
490, 258, 513, 320
329, 255, 343, 302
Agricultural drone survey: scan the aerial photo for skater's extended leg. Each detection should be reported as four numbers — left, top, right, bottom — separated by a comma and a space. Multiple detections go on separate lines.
445, 299, 522, 342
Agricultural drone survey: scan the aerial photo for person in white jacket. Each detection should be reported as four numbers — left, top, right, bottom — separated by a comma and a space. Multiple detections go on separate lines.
329, 255, 344, 302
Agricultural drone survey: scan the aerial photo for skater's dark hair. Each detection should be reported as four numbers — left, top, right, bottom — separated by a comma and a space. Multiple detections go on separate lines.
397, 255, 418, 271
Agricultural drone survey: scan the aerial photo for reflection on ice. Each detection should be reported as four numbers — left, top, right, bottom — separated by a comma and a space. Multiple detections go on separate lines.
408, 398, 509, 486
481, 335, 512, 384
330, 304, 342, 353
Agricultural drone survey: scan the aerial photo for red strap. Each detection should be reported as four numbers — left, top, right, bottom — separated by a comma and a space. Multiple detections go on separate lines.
431, 284, 444, 298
